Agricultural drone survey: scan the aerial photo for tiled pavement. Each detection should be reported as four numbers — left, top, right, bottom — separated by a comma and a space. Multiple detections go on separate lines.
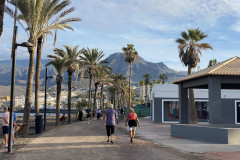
8, 119, 204, 160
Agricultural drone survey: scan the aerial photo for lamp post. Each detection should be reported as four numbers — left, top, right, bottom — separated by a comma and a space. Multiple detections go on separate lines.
44, 68, 53, 132
8, 0, 33, 153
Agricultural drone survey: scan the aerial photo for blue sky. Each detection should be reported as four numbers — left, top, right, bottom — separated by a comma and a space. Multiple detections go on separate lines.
1, 0, 240, 71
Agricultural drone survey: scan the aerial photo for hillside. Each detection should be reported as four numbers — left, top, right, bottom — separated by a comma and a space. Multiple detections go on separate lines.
0, 53, 187, 96
107, 52, 186, 83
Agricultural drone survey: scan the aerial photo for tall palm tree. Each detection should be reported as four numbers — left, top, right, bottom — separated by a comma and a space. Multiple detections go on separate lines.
0, 0, 6, 37
50, 45, 82, 124
99, 71, 111, 110
208, 59, 217, 67
80, 48, 108, 108
34, 1, 81, 116
122, 44, 138, 109
46, 55, 68, 126
143, 74, 151, 103
8, 0, 80, 134
93, 65, 112, 110
176, 28, 213, 124
159, 74, 168, 84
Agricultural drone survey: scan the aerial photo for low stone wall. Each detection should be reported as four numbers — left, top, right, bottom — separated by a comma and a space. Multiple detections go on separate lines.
171, 124, 240, 144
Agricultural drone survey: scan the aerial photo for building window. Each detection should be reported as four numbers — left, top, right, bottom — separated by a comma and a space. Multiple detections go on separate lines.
162, 100, 209, 123
235, 101, 240, 124
196, 101, 209, 122
163, 100, 179, 122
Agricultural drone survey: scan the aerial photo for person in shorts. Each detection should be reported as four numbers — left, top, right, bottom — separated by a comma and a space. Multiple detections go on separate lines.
2, 107, 9, 146
104, 104, 119, 143
125, 108, 140, 143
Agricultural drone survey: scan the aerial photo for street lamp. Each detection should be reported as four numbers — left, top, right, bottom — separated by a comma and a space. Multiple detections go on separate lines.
44, 68, 53, 132
8, 0, 33, 153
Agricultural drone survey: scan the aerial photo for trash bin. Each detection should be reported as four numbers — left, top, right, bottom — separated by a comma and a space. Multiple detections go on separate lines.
35, 115, 43, 134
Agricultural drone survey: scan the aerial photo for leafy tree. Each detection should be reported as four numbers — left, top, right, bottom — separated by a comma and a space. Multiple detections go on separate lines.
0, 0, 6, 37
46, 54, 68, 126
49, 45, 82, 124
143, 74, 151, 103
93, 65, 111, 109
159, 74, 168, 84
80, 48, 108, 108
7, 0, 80, 134
122, 44, 138, 109
208, 59, 218, 67
176, 28, 213, 124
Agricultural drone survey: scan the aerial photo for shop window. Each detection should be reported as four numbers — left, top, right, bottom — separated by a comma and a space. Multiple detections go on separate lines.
162, 100, 209, 122
196, 101, 209, 122
163, 101, 179, 122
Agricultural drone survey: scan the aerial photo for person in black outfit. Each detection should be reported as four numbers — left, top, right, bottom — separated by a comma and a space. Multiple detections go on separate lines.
78, 109, 83, 121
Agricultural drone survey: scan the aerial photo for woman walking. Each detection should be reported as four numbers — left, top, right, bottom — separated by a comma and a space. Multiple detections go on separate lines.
125, 108, 140, 143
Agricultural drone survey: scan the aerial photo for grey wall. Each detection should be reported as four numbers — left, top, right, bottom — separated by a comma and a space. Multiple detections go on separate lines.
221, 99, 236, 124
153, 98, 163, 123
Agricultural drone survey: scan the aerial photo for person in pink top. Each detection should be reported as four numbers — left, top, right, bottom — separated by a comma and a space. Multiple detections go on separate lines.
2, 107, 9, 146
125, 108, 140, 143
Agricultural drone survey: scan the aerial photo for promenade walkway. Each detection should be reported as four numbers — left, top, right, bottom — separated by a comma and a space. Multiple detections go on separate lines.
8, 118, 203, 160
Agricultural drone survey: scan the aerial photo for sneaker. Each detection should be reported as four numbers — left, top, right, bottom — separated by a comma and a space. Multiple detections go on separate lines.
111, 140, 114, 144
130, 138, 133, 143
2, 144, 7, 147
106, 140, 109, 142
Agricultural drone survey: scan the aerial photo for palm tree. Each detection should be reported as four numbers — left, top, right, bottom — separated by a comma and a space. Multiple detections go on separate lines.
159, 74, 168, 84
34, 1, 81, 116
122, 44, 138, 109
93, 65, 112, 110
99, 71, 111, 110
176, 28, 213, 124
0, 0, 6, 37
50, 45, 82, 124
143, 74, 151, 103
46, 55, 68, 126
8, 0, 80, 134
208, 59, 218, 67
80, 48, 108, 108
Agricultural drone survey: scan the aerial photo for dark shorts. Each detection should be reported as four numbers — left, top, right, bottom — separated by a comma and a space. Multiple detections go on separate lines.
87, 114, 90, 118
106, 125, 115, 136
2, 126, 9, 135
128, 120, 137, 127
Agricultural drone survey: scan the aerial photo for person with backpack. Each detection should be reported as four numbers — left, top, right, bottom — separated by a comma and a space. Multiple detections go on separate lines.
125, 108, 141, 143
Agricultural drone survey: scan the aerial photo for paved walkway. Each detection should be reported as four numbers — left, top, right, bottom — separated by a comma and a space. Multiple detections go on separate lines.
9, 118, 203, 160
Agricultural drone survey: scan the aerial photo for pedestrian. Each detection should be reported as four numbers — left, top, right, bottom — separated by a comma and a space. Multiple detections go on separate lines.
78, 109, 83, 121
125, 108, 140, 143
12, 108, 17, 145
92, 108, 96, 120
104, 104, 119, 143
2, 107, 9, 147
86, 107, 91, 125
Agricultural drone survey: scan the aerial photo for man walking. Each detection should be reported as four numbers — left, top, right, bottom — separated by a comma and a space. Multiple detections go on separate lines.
104, 104, 119, 143
2, 107, 9, 146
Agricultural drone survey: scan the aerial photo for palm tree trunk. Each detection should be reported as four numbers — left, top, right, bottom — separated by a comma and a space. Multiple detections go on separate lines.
94, 82, 99, 109
129, 62, 132, 109
35, 36, 43, 115
100, 83, 103, 110
56, 76, 62, 126
88, 74, 92, 108
188, 65, 198, 124
23, 41, 36, 135
145, 84, 147, 103
67, 72, 72, 124
0, 0, 6, 37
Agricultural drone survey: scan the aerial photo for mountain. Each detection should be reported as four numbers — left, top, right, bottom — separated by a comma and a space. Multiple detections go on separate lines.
106, 52, 187, 83
0, 53, 187, 96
